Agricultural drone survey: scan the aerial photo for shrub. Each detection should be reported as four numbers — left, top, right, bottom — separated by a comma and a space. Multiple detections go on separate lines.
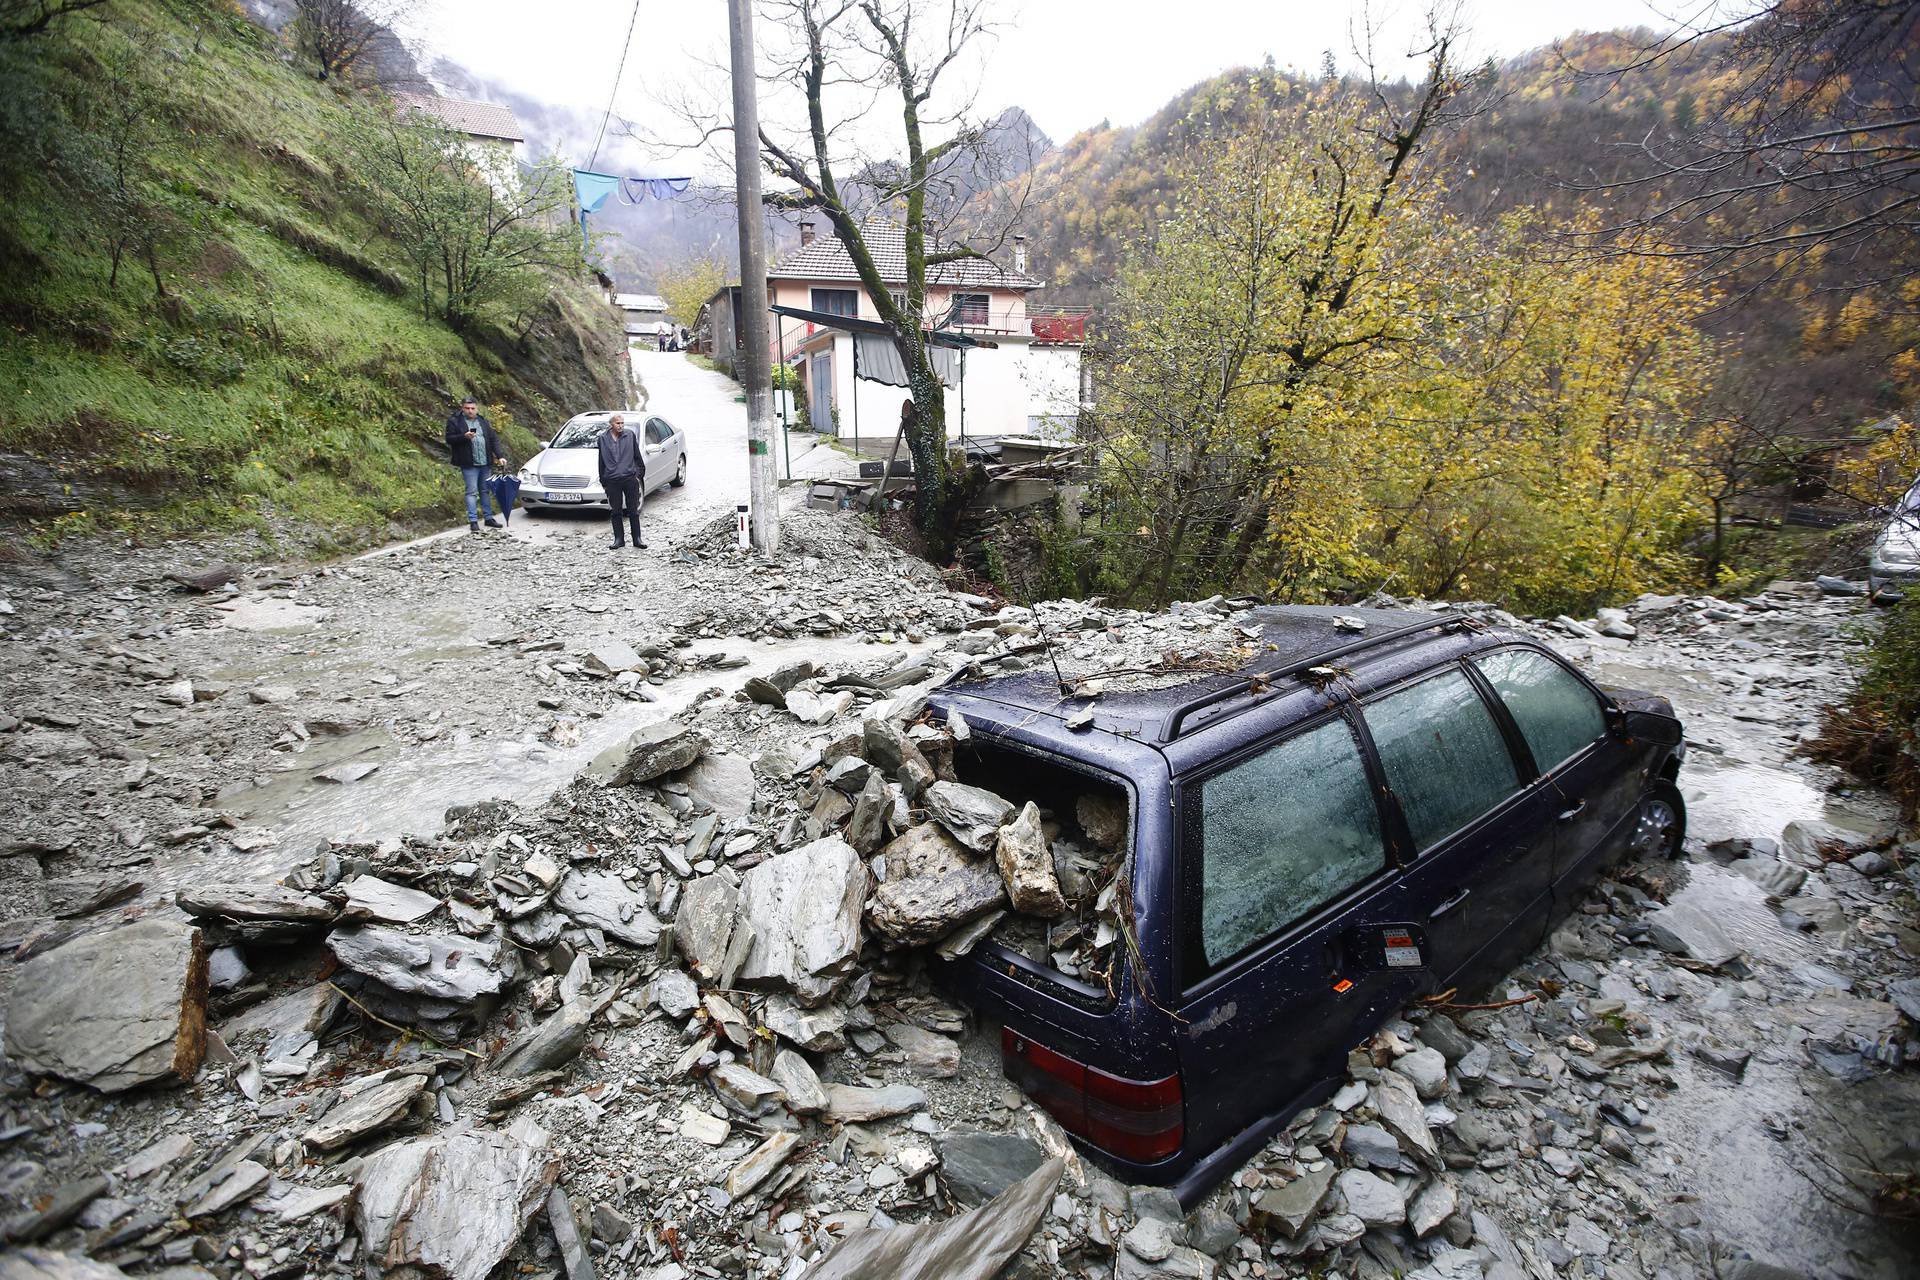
1810, 601, 1920, 820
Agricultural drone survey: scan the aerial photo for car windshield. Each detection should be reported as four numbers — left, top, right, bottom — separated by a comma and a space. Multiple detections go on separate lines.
551, 416, 610, 448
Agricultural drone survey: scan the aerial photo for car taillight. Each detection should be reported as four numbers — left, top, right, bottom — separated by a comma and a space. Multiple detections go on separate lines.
1001, 1027, 1183, 1163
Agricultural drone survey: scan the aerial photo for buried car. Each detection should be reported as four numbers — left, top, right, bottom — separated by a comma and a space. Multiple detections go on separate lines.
928, 605, 1685, 1207
517, 411, 688, 511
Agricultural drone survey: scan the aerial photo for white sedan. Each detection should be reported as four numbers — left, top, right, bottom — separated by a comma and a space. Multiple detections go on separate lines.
517, 411, 687, 511
1869, 473, 1920, 603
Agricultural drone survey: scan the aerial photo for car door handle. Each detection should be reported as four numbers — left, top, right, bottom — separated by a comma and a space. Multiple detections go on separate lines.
1557, 800, 1587, 822
1428, 888, 1471, 920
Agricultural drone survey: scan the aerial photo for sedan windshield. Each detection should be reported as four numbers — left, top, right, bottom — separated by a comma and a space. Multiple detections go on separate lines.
551, 416, 610, 448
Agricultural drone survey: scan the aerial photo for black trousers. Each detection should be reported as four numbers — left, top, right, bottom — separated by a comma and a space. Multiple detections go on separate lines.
606, 475, 642, 544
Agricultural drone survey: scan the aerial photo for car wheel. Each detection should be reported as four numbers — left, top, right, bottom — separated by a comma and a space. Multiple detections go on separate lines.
672, 455, 687, 488
1627, 780, 1685, 860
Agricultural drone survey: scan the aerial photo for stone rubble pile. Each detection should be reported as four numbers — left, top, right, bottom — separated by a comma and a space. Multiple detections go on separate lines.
0, 530, 1916, 1279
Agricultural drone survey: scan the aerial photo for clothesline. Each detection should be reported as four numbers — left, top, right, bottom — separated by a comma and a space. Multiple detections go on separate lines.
570, 169, 694, 238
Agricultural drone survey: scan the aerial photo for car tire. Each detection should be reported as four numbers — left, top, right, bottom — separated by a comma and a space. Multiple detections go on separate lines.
1628, 780, 1686, 860
672, 455, 687, 488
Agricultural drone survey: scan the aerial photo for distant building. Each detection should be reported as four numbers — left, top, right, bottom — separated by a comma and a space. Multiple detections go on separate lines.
615, 292, 670, 338
392, 92, 525, 166
751, 220, 1087, 444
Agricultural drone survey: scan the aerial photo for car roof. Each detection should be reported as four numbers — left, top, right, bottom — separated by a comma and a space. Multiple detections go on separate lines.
932, 604, 1491, 747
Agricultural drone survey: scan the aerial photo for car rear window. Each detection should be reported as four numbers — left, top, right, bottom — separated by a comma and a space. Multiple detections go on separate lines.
1362, 667, 1519, 851
1197, 717, 1385, 966
1474, 649, 1608, 773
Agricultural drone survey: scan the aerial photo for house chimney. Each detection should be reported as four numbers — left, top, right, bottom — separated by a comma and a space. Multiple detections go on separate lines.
1012, 234, 1028, 273
799, 221, 816, 246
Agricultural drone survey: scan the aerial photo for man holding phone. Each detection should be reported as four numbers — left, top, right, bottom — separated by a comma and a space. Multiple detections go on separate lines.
444, 397, 505, 532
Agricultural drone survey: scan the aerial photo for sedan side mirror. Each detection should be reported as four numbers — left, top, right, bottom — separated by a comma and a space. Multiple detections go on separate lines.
1619, 708, 1683, 746
536, 439, 550, 448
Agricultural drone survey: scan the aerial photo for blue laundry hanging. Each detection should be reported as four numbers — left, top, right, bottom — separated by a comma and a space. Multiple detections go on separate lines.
571, 170, 693, 242
571, 169, 623, 239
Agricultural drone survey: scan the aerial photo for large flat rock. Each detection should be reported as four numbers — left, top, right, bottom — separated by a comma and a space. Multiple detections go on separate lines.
327, 926, 507, 1004
867, 823, 1006, 946
737, 836, 865, 1005
354, 1117, 561, 1280
4, 919, 208, 1093
552, 870, 661, 948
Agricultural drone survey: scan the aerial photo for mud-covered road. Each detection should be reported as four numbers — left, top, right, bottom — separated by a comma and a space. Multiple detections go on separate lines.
0, 475, 1916, 1280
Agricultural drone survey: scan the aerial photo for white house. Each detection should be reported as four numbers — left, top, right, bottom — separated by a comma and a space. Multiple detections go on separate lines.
392, 92, 524, 170
765, 221, 1088, 447
615, 292, 670, 338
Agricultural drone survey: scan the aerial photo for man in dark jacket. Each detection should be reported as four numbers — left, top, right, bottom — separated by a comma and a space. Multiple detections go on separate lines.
596, 413, 647, 550
445, 397, 506, 532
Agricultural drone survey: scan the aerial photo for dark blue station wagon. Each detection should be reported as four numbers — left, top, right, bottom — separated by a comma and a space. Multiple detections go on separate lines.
929, 605, 1685, 1206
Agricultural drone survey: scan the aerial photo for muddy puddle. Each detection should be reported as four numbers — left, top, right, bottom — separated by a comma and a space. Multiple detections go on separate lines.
159, 631, 939, 891
1575, 648, 1919, 1276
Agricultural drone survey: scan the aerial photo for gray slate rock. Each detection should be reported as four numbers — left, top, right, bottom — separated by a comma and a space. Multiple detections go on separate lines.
936, 1131, 1048, 1208
737, 836, 865, 1004
994, 801, 1066, 917
824, 1082, 925, 1122
327, 926, 507, 1004
867, 823, 1007, 946
674, 874, 747, 987
924, 781, 1016, 853
176, 883, 335, 926
1254, 1164, 1335, 1238
586, 721, 706, 786
302, 1073, 427, 1151
354, 1116, 561, 1280
4, 919, 208, 1093
341, 875, 440, 925
1336, 1168, 1406, 1227
808, 1158, 1063, 1280
1645, 903, 1741, 968
553, 870, 661, 948
678, 751, 756, 817
492, 1002, 591, 1078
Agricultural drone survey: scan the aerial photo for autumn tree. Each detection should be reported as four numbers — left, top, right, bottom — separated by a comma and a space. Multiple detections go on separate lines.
655, 253, 729, 328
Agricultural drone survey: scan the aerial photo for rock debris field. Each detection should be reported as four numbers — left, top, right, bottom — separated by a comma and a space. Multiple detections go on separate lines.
0, 506, 1917, 1280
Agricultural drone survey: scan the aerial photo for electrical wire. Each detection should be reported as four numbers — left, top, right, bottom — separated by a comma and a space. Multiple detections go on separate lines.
588, 0, 643, 170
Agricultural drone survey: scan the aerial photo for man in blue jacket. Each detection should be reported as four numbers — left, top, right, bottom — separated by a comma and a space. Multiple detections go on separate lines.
445, 397, 506, 532
597, 413, 647, 550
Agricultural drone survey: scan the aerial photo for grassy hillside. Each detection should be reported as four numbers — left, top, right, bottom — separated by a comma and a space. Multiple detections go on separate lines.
0, 0, 627, 553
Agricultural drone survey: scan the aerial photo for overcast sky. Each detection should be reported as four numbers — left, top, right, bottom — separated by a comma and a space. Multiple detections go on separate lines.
406, 0, 1695, 170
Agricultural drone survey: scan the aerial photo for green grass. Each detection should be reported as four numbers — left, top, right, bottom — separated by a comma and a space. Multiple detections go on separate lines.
0, 1, 613, 553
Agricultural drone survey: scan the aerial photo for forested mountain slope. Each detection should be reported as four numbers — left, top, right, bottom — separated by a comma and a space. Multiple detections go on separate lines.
1022, 30, 1913, 442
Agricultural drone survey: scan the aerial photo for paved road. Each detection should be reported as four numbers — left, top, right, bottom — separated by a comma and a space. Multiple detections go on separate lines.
626, 348, 751, 535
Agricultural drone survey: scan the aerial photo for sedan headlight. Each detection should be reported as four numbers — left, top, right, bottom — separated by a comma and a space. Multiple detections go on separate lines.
518, 468, 539, 485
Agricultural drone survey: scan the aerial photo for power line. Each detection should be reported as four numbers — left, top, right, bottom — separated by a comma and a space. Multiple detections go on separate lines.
589, 0, 642, 170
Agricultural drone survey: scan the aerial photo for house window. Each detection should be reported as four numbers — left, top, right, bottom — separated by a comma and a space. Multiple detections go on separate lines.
812, 288, 858, 316
953, 293, 990, 326
890, 290, 911, 315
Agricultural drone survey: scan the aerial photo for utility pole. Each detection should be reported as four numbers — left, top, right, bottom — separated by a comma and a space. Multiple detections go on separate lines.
728, 0, 779, 556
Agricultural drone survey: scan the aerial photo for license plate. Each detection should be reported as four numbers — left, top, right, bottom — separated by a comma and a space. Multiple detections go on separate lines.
544, 492, 585, 503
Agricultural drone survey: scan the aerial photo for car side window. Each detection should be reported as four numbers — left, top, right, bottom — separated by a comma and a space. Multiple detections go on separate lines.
644, 419, 669, 444
1362, 667, 1520, 851
1474, 649, 1609, 773
1197, 717, 1386, 967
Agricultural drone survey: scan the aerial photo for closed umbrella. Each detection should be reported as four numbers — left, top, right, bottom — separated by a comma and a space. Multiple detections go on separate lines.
486, 471, 521, 525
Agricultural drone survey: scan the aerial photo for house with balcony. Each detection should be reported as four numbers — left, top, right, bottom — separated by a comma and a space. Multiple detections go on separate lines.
749, 220, 1087, 448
